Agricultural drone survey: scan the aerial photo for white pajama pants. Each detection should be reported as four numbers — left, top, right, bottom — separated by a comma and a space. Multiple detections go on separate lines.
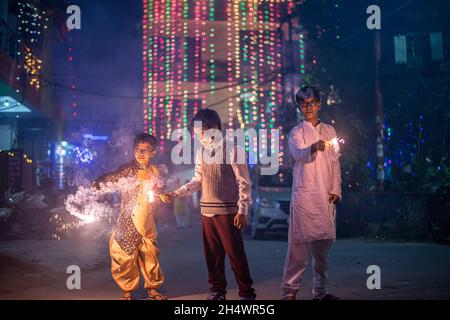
281, 239, 334, 299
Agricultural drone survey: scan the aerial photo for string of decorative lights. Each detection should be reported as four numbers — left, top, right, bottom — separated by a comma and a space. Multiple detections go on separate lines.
23, 47, 42, 89
233, 0, 242, 130
164, 0, 173, 140
226, 0, 234, 128
200, 0, 208, 110
193, 0, 201, 117
16, 1, 48, 93
175, 0, 183, 131
141, 0, 293, 152
208, 0, 216, 96
249, 0, 258, 155
158, 0, 166, 147
182, 0, 189, 134
257, 1, 267, 156
142, 0, 151, 134
67, 34, 77, 119
275, 1, 285, 166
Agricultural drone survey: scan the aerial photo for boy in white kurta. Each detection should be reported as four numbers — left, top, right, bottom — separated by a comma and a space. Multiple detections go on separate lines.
281, 86, 342, 300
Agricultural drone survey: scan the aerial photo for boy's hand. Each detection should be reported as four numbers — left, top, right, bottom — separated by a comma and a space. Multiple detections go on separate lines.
311, 140, 328, 154
329, 194, 341, 204
160, 192, 176, 203
234, 213, 248, 230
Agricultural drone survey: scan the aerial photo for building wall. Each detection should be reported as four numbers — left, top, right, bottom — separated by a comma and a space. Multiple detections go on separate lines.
0, 0, 66, 191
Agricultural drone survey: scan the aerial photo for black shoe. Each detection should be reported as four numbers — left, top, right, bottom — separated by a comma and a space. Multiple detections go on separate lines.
207, 292, 226, 300
240, 293, 256, 300
313, 293, 340, 301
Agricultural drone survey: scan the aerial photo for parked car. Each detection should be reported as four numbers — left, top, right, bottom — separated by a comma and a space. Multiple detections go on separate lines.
249, 167, 292, 239
426, 184, 450, 244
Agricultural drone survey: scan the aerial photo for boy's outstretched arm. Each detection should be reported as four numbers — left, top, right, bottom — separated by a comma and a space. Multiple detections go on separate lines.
289, 127, 322, 163
92, 163, 131, 190
161, 150, 202, 202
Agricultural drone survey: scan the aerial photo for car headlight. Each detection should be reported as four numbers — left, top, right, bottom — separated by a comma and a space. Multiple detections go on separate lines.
259, 197, 280, 209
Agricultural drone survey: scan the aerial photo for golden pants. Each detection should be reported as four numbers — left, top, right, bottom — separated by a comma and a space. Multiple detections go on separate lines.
109, 231, 164, 292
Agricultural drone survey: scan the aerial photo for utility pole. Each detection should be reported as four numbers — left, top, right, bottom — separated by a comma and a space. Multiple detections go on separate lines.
375, 28, 385, 191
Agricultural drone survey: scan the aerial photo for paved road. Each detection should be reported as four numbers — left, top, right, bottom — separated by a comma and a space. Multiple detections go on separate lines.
1, 222, 450, 300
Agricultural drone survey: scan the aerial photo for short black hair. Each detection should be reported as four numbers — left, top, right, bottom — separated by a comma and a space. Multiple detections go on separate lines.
190, 108, 222, 131
133, 133, 157, 149
295, 85, 321, 106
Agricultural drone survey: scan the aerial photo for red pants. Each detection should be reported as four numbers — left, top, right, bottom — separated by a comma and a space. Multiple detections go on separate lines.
201, 214, 255, 297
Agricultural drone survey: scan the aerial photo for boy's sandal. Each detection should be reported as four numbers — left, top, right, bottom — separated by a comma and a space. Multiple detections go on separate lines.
147, 291, 168, 300
120, 292, 133, 300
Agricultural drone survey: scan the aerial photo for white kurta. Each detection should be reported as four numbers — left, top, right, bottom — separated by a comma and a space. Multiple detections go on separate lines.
288, 120, 342, 244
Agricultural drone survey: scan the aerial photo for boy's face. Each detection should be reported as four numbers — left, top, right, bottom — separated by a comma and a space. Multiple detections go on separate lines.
299, 96, 321, 122
194, 125, 218, 148
134, 142, 156, 166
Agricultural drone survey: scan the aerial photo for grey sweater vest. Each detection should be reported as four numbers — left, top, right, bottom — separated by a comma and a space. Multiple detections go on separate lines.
200, 147, 239, 215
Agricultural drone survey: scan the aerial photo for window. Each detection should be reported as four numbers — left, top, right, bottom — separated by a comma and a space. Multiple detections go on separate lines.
394, 35, 407, 64
430, 32, 443, 62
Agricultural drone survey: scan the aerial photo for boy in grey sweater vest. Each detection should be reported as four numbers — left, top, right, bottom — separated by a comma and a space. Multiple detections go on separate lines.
162, 109, 256, 300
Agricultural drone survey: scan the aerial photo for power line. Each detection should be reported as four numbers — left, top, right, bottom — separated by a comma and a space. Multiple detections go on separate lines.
0, 59, 289, 106
38, 67, 289, 100
208, 72, 283, 108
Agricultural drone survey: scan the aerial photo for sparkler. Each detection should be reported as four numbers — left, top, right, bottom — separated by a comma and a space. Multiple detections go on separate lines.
148, 190, 155, 203
55, 175, 165, 240
147, 190, 164, 203
57, 178, 140, 239
142, 175, 164, 204
71, 212, 96, 224
326, 137, 345, 153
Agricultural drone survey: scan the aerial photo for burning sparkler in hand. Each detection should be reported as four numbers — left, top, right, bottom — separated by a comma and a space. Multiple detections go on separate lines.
148, 190, 155, 203
143, 176, 164, 204
326, 137, 345, 153
59, 172, 165, 242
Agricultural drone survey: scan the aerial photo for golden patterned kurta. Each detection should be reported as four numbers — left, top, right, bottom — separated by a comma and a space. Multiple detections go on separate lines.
94, 161, 164, 292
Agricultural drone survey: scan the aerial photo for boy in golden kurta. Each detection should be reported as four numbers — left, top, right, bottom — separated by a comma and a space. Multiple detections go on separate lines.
94, 133, 166, 300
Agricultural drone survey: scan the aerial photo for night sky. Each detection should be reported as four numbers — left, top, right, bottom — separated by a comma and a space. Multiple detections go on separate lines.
60, 0, 143, 137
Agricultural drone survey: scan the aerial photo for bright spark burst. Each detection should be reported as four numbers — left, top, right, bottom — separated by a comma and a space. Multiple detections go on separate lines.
51, 176, 164, 240
148, 190, 155, 203
327, 137, 345, 154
